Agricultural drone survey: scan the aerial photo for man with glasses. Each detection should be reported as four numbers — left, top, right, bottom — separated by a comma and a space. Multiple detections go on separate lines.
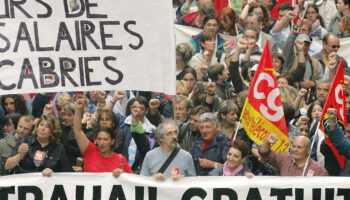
259, 133, 328, 176
114, 95, 155, 173
313, 33, 348, 76
141, 119, 195, 181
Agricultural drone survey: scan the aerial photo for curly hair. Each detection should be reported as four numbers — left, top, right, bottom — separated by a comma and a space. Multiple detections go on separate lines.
33, 115, 62, 144
1, 94, 28, 115
176, 42, 195, 64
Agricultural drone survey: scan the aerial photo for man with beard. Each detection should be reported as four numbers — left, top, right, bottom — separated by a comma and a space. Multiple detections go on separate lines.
141, 119, 195, 181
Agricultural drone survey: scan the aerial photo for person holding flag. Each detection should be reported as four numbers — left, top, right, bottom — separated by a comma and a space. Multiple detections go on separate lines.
310, 57, 348, 175
258, 133, 328, 176
326, 108, 350, 159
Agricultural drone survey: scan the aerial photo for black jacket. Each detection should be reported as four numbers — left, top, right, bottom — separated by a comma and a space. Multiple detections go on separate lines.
18, 136, 71, 173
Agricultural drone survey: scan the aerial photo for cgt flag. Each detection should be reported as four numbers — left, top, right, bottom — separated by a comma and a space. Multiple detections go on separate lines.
240, 41, 289, 152
318, 58, 347, 168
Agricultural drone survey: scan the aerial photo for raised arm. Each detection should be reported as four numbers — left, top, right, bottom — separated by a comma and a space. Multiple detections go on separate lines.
327, 52, 338, 81
87, 91, 107, 129
229, 39, 248, 93
239, 0, 256, 26
326, 108, 350, 159
259, 133, 278, 154
293, 88, 307, 116
271, 11, 297, 33
73, 99, 89, 153
288, 39, 306, 83
4, 143, 28, 170
105, 90, 126, 111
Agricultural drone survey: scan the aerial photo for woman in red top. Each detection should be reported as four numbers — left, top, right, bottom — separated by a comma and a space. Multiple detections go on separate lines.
73, 99, 132, 177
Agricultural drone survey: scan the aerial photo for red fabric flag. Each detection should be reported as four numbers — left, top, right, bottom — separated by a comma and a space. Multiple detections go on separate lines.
214, 0, 228, 20
240, 41, 290, 152
270, 0, 299, 22
318, 58, 347, 168
183, 12, 199, 24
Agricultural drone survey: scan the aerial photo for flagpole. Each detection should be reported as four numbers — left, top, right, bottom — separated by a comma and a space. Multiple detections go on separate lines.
228, 0, 232, 8
235, 23, 239, 37
302, 121, 320, 176
232, 119, 241, 142
297, 2, 309, 32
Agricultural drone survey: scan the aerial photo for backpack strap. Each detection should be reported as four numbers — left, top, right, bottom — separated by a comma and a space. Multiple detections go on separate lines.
157, 148, 180, 174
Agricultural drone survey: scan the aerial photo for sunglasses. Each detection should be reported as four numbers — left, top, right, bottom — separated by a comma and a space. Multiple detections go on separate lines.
331, 45, 341, 49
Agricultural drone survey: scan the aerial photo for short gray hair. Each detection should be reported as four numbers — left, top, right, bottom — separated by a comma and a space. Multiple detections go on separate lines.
154, 119, 179, 144
199, 112, 218, 127
176, 95, 191, 111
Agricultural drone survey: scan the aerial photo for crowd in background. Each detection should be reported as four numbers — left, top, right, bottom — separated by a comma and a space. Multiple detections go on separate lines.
1, 0, 350, 180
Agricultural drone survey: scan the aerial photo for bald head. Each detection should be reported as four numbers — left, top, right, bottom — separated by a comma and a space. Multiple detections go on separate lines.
291, 136, 311, 162
295, 136, 311, 148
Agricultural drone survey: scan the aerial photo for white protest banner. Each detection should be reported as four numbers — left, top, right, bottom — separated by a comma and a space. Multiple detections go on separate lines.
338, 37, 350, 65
1, 173, 350, 199
174, 24, 236, 45
175, 25, 350, 64
0, 0, 175, 95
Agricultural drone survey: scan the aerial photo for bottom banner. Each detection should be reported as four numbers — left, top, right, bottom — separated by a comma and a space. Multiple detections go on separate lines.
0, 173, 350, 199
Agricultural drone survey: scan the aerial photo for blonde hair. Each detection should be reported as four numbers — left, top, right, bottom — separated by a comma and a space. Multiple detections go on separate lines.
217, 100, 239, 121
55, 94, 73, 108
279, 85, 305, 108
176, 80, 190, 96
176, 42, 195, 64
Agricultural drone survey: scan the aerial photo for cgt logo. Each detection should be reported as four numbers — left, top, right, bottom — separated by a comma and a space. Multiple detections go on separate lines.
253, 72, 283, 122
335, 84, 345, 121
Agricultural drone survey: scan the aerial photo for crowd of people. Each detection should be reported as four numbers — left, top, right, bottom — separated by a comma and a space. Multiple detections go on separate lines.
0, 0, 350, 182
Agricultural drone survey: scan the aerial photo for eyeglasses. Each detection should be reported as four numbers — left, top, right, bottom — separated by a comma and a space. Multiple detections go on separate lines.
331, 45, 341, 49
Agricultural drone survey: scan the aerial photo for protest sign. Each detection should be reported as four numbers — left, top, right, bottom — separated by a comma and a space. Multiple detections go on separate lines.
0, 0, 175, 95
1, 173, 350, 199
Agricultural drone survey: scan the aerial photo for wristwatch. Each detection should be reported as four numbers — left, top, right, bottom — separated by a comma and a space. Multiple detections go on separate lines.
214, 162, 218, 168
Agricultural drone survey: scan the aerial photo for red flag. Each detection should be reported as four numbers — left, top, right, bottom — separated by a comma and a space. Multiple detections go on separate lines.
319, 58, 346, 168
183, 12, 199, 24
240, 41, 290, 152
270, 0, 299, 22
214, 0, 228, 20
